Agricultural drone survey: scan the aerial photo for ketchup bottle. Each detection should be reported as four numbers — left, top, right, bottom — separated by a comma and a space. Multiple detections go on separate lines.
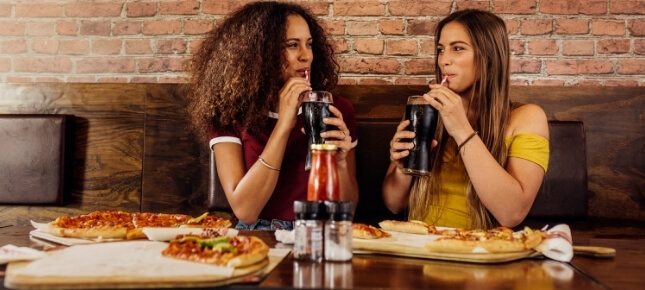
307, 144, 340, 201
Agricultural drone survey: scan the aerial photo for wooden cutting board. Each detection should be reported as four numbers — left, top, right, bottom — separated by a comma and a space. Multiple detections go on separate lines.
353, 232, 538, 263
5, 241, 286, 289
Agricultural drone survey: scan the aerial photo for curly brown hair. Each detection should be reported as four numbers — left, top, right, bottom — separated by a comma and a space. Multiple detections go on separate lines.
187, 1, 338, 141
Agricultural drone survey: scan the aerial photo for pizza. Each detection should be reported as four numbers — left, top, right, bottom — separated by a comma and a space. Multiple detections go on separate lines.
162, 233, 270, 268
378, 220, 438, 235
46, 211, 232, 240
425, 226, 546, 253
352, 223, 391, 239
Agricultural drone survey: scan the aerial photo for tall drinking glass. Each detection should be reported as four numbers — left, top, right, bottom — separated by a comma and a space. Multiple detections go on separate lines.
401, 95, 438, 176
302, 90, 335, 171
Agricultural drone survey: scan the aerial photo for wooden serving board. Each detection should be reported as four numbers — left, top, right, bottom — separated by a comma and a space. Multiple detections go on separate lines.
5, 241, 288, 289
353, 232, 538, 263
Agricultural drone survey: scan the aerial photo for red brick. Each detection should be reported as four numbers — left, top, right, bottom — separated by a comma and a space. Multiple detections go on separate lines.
65, 2, 123, 17
60, 40, 90, 55
0, 4, 11, 17
562, 40, 595, 56
16, 3, 63, 17
456, 1, 490, 11
346, 21, 379, 35
506, 20, 519, 35
160, 1, 199, 15
386, 39, 418, 56
56, 21, 77, 36
546, 60, 613, 75
77, 58, 135, 73
125, 39, 153, 54
329, 38, 349, 53
157, 39, 188, 54
492, 0, 537, 14
511, 58, 541, 73
184, 20, 214, 35
143, 20, 182, 35
139, 57, 187, 73
98, 77, 129, 83
379, 20, 404, 35
520, 20, 552, 35
359, 78, 393, 85
555, 19, 589, 34
203, 0, 253, 15
591, 20, 626, 36
404, 59, 434, 75
604, 79, 640, 86
354, 39, 384, 54
611, 1, 645, 14
114, 21, 142, 36
576, 80, 602, 86
338, 78, 357, 85
35, 77, 64, 83
420, 39, 435, 55
321, 20, 345, 36
408, 20, 438, 36
14, 58, 72, 73
66, 76, 95, 83
6, 76, 33, 83
0, 58, 11, 72
528, 39, 558, 55
509, 39, 525, 55
628, 20, 645, 36
617, 59, 645, 74
92, 39, 122, 55
80, 21, 111, 36
389, 1, 451, 16
338, 57, 400, 74
510, 79, 529, 86
188, 39, 204, 54
334, 1, 385, 16
26, 22, 56, 36
395, 77, 430, 85
1, 39, 28, 54
127, 2, 157, 17
297, 2, 329, 15
532, 79, 565, 86
32, 39, 59, 54
635, 39, 645, 55
540, 0, 607, 15
598, 39, 630, 54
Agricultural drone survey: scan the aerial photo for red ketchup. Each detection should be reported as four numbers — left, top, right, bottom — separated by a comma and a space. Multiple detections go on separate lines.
307, 144, 339, 201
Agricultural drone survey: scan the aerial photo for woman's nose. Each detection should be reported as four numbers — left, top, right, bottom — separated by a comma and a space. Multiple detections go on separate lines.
299, 46, 312, 62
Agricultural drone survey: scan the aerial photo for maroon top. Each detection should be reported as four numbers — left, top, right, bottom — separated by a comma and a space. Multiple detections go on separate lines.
209, 96, 357, 221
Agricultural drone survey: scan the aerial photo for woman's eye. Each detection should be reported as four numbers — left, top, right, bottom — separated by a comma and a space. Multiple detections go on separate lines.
437, 48, 445, 54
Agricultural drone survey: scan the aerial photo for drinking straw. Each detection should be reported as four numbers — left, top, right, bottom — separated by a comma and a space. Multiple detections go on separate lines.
305, 69, 309, 82
440, 75, 448, 86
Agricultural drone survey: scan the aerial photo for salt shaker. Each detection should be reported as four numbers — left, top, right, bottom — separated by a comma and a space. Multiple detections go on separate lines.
293, 200, 326, 262
324, 201, 353, 261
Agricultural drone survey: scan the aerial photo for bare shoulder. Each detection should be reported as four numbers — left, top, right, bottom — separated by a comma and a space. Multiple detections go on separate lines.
507, 103, 549, 139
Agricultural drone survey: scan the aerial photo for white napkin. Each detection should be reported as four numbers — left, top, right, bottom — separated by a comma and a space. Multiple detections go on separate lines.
0, 245, 46, 264
534, 224, 573, 262
275, 229, 295, 244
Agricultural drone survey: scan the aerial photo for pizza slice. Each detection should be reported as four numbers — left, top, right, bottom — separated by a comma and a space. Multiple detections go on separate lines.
127, 212, 192, 239
161, 234, 270, 268
378, 220, 438, 235
352, 223, 391, 239
47, 210, 134, 240
181, 213, 233, 229
425, 226, 546, 253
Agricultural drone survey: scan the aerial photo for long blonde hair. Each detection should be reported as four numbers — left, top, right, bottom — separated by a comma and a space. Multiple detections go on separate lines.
408, 9, 512, 229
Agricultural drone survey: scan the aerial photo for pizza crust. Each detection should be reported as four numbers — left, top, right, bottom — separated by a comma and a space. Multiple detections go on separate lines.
47, 225, 128, 240
226, 236, 270, 268
425, 229, 545, 253
352, 223, 390, 239
378, 220, 431, 235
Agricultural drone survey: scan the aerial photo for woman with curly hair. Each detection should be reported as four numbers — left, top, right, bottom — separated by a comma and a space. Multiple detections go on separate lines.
187, 1, 358, 230
383, 9, 549, 230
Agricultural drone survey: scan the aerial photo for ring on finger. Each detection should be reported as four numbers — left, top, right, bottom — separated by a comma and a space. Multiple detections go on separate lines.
341, 131, 347, 140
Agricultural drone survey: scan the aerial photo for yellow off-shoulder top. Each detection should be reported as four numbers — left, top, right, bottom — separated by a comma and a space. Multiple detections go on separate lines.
422, 133, 549, 229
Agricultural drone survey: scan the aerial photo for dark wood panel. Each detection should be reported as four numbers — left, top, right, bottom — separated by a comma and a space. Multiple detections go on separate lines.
141, 84, 210, 215
0, 84, 145, 225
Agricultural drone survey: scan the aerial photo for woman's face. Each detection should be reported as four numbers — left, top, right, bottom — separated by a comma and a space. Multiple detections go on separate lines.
281, 15, 313, 82
437, 21, 477, 94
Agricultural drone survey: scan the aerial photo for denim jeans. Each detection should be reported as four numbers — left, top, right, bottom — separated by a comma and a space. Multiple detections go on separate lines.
235, 219, 294, 231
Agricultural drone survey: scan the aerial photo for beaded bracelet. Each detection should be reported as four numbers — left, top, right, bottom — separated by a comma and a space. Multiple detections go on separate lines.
456, 131, 478, 156
258, 156, 280, 171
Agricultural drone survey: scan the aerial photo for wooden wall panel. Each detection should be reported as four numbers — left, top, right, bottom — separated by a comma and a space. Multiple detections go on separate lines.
0, 84, 145, 226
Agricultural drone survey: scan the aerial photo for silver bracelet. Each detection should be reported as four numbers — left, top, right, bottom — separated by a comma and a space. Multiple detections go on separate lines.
258, 156, 280, 171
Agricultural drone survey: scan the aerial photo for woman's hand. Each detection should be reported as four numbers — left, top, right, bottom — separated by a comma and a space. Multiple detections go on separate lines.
388, 120, 415, 169
277, 77, 311, 129
321, 105, 353, 163
424, 84, 473, 141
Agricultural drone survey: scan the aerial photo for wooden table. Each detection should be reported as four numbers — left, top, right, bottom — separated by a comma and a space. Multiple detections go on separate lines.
1, 225, 643, 289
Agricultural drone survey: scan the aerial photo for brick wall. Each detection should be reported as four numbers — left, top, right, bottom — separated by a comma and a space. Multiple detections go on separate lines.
0, 0, 643, 86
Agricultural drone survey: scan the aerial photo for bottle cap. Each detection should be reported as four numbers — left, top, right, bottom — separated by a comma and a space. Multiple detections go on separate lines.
310, 144, 338, 151
293, 200, 326, 220
325, 201, 353, 221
